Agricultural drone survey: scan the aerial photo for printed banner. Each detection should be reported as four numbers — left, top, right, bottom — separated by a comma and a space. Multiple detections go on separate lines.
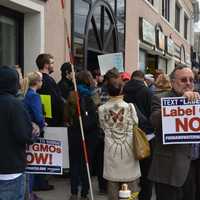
161, 97, 200, 144
25, 138, 63, 174
98, 52, 124, 75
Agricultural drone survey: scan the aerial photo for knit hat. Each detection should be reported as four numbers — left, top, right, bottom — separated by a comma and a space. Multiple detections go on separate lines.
60, 62, 72, 73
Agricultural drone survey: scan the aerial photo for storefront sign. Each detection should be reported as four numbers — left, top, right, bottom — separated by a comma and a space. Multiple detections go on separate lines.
174, 43, 181, 60
161, 97, 200, 144
157, 30, 165, 50
166, 37, 174, 56
26, 138, 63, 174
140, 18, 155, 46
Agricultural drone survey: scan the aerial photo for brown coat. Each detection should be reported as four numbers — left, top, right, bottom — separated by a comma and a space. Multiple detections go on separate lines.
148, 91, 192, 187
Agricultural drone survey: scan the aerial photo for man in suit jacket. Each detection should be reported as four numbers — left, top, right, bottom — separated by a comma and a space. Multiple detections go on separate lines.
149, 66, 200, 200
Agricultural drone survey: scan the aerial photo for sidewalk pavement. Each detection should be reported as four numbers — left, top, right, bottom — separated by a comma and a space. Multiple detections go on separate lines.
35, 176, 156, 200
35, 176, 107, 200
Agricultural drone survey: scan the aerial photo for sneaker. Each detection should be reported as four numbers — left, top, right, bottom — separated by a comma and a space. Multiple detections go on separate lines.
33, 184, 54, 191
68, 195, 78, 200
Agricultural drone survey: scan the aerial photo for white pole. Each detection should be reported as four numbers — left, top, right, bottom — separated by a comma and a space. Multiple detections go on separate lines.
60, 1, 94, 199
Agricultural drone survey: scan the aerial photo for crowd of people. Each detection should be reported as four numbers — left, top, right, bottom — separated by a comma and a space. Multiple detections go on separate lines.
0, 53, 200, 200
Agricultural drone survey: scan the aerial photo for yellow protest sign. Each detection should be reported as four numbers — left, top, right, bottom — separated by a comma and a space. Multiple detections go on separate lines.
40, 95, 52, 118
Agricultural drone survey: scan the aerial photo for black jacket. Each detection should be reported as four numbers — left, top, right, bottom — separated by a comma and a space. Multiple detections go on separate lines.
123, 79, 153, 118
57, 77, 73, 100
123, 79, 154, 134
0, 66, 32, 174
37, 73, 64, 126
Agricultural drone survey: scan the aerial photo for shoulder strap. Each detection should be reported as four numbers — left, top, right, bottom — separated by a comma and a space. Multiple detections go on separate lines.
129, 103, 137, 125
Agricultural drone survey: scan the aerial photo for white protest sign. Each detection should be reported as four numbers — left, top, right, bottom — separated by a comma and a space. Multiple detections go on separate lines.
161, 97, 200, 144
98, 52, 124, 75
26, 138, 63, 174
44, 127, 69, 169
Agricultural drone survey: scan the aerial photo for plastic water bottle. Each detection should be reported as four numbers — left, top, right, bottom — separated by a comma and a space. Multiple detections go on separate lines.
119, 183, 131, 200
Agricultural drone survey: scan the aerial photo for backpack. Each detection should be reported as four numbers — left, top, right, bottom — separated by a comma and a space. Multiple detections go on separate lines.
79, 94, 99, 133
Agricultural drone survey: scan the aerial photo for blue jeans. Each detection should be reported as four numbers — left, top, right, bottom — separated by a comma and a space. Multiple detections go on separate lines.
0, 174, 25, 200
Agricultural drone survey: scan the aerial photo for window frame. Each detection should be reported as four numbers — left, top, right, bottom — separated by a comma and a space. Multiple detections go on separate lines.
147, 0, 154, 5
184, 13, 188, 40
162, 0, 170, 22
175, 2, 181, 32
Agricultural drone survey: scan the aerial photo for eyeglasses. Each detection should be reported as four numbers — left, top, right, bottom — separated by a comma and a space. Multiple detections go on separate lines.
178, 77, 194, 83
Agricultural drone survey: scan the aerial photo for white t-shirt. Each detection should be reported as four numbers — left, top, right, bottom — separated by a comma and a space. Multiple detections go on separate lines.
0, 173, 22, 180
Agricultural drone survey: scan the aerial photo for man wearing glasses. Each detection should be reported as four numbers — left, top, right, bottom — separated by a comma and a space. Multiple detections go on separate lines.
33, 53, 64, 191
149, 66, 200, 200
36, 53, 64, 127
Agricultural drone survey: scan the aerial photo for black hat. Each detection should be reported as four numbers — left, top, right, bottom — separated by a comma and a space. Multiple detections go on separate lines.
60, 62, 72, 73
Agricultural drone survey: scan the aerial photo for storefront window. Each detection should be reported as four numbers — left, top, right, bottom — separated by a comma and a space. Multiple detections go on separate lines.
74, 0, 90, 35
73, 36, 84, 69
73, 0, 126, 69
117, 0, 125, 21
105, 0, 115, 11
139, 49, 146, 72
0, 6, 23, 69
116, 0, 125, 51
158, 57, 167, 73
0, 16, 16, 65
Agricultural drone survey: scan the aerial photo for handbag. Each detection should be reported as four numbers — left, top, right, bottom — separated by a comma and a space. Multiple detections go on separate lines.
129, 103, 151, 160
132, 124, 151, 160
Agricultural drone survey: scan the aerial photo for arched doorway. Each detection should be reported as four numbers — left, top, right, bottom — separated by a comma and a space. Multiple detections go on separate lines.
84, 0, 119, 70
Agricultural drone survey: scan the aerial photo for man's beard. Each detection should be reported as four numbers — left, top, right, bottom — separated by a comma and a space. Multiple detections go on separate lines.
48, 68, 54, 74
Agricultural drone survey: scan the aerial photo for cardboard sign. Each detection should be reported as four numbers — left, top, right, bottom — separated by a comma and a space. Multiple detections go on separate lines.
98, 52, 124, 75
161, 97, 200, 144
26, 138, 63, 174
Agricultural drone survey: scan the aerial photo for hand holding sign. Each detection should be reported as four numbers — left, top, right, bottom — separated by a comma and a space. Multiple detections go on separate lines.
183, 91, 200, 101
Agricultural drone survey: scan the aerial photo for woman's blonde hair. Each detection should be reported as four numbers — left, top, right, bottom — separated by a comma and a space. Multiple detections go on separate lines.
12, 66, 28, 96
27, 71, 42, 87
20, 77, 29, 96
155, 74, 171, 91
21, 71, 42, 95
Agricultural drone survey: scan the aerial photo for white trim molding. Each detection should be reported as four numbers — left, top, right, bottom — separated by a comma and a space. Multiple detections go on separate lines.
0, 0, 45, 73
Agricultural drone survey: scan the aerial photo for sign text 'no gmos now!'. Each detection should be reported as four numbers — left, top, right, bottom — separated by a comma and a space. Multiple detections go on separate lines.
25, 138, 63, 174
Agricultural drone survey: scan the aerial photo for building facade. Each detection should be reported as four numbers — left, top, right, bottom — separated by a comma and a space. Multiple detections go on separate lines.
126, 0, 194, 74
0, 0, 196, 79
0, 0, 69, 80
